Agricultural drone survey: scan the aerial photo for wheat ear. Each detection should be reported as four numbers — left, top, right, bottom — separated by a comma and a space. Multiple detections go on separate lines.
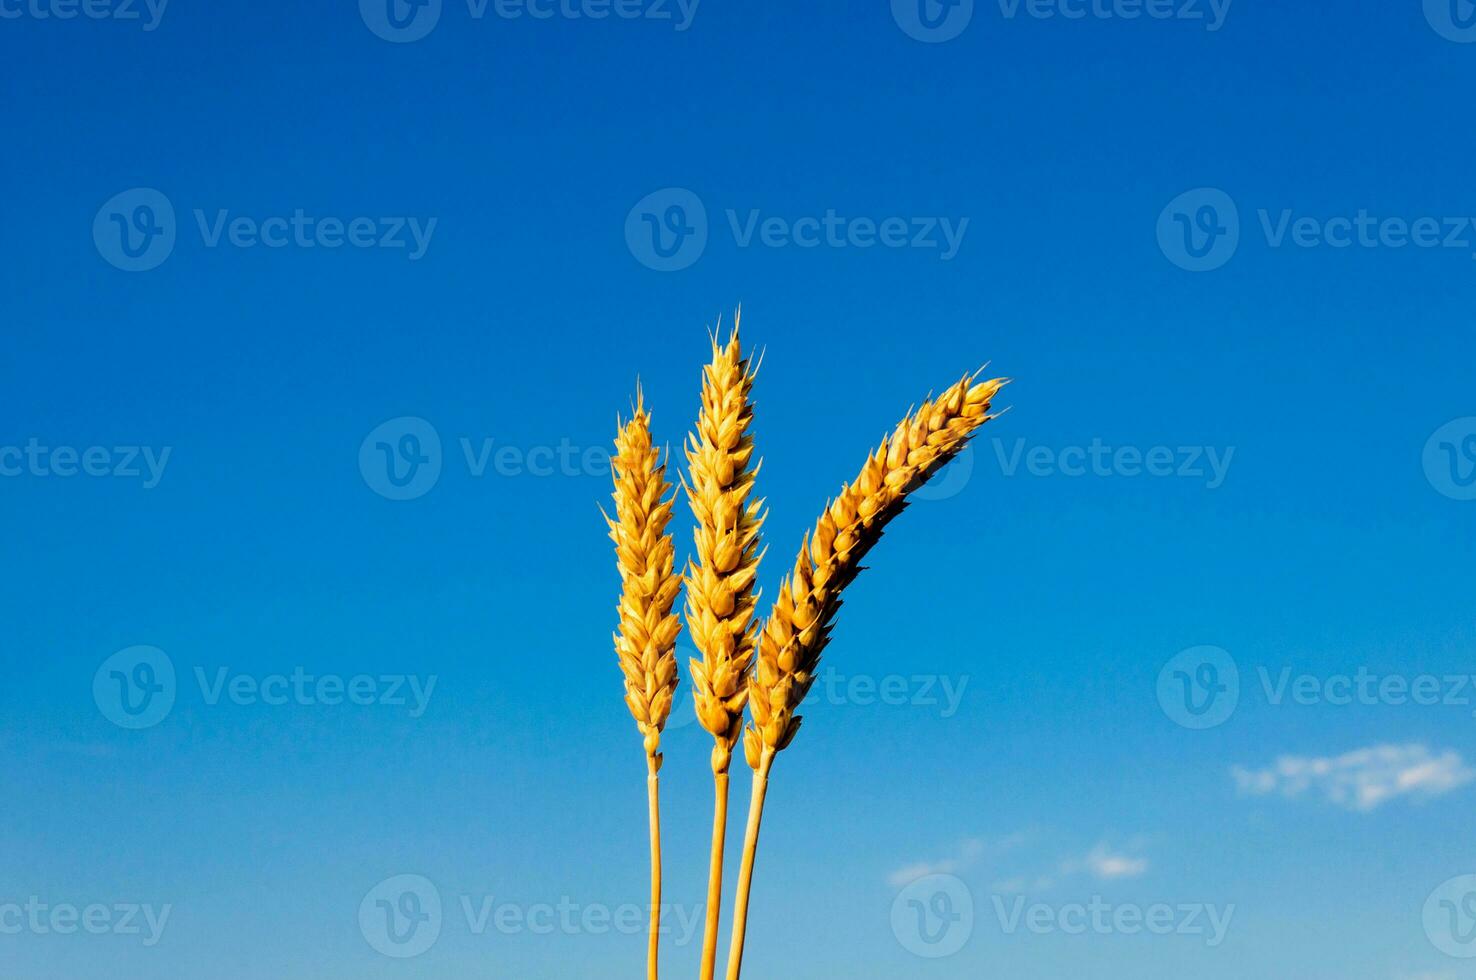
605, 389, 683, 980
682, 315, 765, 980
723, 371, 1006, 980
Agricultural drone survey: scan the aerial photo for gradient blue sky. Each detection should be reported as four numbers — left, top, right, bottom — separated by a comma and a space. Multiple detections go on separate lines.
3, 2, 1476, 978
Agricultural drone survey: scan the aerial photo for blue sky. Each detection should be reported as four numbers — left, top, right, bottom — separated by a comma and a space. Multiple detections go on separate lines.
2, 1, 1476, 978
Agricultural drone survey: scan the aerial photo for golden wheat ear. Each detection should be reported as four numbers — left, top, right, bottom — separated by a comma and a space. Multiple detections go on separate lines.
724, 371, 1007, 980
681, 312, 765, 980
608, 389, 682, 980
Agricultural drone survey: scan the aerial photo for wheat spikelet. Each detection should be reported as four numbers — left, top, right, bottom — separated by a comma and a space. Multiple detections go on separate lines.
607, 389, 683, 763
724, 370, 1006, 980
681, 314, 765, 980
684, 314, 765, 775
605, 388, 682, 980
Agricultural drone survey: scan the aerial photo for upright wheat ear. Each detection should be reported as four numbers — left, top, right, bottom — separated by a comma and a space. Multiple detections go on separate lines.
682, 315, 764, 980
605, 389, 682, 980
724, 372, 1007, 980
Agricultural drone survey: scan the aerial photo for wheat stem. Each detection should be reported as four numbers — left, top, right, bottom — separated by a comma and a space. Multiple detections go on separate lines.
724, 748, 774, 980
647, 760, 663, 980
699, 770, 730, 980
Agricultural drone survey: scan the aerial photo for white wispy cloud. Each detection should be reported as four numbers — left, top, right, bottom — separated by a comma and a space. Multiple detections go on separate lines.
891, 833, 1150, 891
1232, 744, 1475, 812
1036, 841, 1150, 889
1076, 843, 1150, 880
887, 832, 1031, 887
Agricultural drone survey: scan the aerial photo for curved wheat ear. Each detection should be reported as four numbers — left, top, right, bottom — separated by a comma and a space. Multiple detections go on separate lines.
605, 388, 682, 980
682, 313, 765, 980
742, 372, 1005, 766
725, 370, 1006, 980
